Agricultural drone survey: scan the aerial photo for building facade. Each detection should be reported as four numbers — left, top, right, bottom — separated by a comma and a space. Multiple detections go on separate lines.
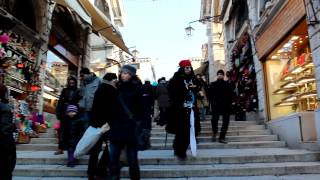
200, 0, 225, 82
215, 0, 320, 149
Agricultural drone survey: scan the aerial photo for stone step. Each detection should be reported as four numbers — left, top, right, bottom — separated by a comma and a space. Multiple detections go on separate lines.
16, 148, 320, 165
28, 135, 278, 145
12, 174, 320, 180
152, 120, 259, 127
13, 162, 320, 178
152, 125, 266, 132
16, 141, 286, 151
150, 135, 278, 144
152, 130, 272, 137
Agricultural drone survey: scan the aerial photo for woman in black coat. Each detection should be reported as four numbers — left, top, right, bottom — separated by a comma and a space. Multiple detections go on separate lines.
55, 76, 82, 155
166, 60, 201, 160
108, 65, 146, 180
0, 83, 16, 180
87, 73, 117, 180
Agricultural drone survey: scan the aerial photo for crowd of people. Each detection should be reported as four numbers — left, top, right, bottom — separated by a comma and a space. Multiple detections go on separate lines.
0, 59, 238, 180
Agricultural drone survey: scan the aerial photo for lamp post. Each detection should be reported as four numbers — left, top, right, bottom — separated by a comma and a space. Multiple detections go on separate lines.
185, 15, 220, 82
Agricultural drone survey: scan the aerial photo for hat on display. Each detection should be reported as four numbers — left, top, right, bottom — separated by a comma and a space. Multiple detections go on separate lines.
66, 105, 78, 113
179, 59, 192, 67
217, 69, 225, 76
121, 65, 137, 76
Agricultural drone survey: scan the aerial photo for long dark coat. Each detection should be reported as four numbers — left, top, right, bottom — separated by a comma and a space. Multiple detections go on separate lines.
97, 76, 146, 143
208, 79, 233, 114
166, 70, 201, 135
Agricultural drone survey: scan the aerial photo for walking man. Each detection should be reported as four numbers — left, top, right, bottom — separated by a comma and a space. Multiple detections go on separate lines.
209, 69, 233, 144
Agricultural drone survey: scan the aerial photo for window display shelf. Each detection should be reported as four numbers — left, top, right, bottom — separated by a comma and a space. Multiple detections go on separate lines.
7, 74, 27, 83
7, 85, 26, 94
273, 87, 296, 94
300, 91, 318, 99
281, 60, 314, 81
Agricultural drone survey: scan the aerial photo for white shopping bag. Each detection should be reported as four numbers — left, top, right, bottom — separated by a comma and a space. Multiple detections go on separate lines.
189, 109, 197, 157
74, 125, 107, 158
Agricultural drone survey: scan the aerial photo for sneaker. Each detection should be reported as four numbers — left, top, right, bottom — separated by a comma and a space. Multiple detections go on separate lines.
219, 139, 228, 144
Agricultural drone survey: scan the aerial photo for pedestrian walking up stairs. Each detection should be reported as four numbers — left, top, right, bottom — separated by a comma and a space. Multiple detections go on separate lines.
14, 116, 320, 179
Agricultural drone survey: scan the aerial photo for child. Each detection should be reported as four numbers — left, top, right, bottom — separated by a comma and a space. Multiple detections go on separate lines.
64, 104, 81, 167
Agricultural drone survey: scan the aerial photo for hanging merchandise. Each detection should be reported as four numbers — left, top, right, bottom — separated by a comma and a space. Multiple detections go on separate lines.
230, 33, 258, 119
0, 28, 47, 144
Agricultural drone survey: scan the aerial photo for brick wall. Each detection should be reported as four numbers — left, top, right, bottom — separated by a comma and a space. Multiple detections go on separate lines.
255, 0, 306, 59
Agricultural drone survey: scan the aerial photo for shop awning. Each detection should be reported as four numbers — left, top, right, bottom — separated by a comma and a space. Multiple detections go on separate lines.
78, 0, 132, 55
53, 0, 92, 25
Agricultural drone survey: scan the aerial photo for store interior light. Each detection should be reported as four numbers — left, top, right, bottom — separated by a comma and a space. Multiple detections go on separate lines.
277, 49, 284, 53
291, 36, 300, 41
283, 42, 292, 48
271, 55, 278, 59
44, 85, 55, 92
43, 92, 58, 100
291, 67, 305, 74
299, 40, 303, 44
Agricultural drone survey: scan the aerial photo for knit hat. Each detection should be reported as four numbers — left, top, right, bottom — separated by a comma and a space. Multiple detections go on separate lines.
121, 65, 136, 76
80, 68, 91, 75
179, 60, 192, 67
66, 105, 78, 113
103, 73, 117, 81
217, 69, 225, 76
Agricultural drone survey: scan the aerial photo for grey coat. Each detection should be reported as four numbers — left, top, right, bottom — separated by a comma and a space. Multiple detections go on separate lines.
0, 102, 14, 142
156, 83, 169, 108
79, 76, 101, 111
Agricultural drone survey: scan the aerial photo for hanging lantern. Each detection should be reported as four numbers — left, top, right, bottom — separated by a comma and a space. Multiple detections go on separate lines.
17, 63, 24, 69
31, 85, 40, 92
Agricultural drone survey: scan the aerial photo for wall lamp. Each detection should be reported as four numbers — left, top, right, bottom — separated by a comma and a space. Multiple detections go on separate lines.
185, 15, 220, 36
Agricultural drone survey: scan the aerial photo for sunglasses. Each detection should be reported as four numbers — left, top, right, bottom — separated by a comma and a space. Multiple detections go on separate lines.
184, 66, 192, 70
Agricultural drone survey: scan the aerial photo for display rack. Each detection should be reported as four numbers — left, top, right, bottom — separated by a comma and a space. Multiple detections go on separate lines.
274, 55, 318, 109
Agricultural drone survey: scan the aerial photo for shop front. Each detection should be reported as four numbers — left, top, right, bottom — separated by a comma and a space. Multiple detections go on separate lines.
255, 0, 318, 147
0, 2, 49, 144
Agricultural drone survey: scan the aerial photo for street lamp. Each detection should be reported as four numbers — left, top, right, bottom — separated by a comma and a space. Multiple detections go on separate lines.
184, 15, 220, 37
185, 25, 194, 36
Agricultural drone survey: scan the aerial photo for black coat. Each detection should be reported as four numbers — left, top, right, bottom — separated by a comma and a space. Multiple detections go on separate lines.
208, 79, 233, 114
90, 81, 118, 128
166, 71, 201, 135
0, 102, 15, 144
56, 87, 81, 121
95, 77, 146, 142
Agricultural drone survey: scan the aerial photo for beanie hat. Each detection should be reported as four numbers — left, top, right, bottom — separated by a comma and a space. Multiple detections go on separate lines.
179, 60, 192, 67
80, 68, 91, 75
103, 73, 117, 81
66, 105, 78, 113
217, 69, 225, 75
121, 65, 136, 76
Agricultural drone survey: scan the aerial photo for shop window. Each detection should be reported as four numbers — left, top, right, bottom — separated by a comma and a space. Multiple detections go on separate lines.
265, 21, 318, 120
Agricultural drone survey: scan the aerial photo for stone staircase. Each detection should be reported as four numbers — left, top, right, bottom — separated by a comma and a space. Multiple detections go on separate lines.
13, 117, 320, 179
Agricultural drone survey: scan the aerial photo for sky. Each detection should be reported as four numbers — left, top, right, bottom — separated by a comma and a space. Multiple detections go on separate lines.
120, 0, 207, 80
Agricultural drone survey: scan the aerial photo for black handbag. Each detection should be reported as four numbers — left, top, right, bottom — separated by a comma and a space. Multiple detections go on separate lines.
118, 93, 151, 151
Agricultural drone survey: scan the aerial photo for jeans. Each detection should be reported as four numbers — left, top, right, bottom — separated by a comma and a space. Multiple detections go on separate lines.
81, 111, 91, 129
200, 107, 206, 121
109, 141, 140, 180
88, 135, 109, 178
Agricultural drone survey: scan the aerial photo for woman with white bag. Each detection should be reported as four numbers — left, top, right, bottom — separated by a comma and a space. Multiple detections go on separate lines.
87, 73, 118, 180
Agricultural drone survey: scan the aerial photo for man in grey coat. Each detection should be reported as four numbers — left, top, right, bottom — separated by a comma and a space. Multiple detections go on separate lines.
79, 68, 101, 128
